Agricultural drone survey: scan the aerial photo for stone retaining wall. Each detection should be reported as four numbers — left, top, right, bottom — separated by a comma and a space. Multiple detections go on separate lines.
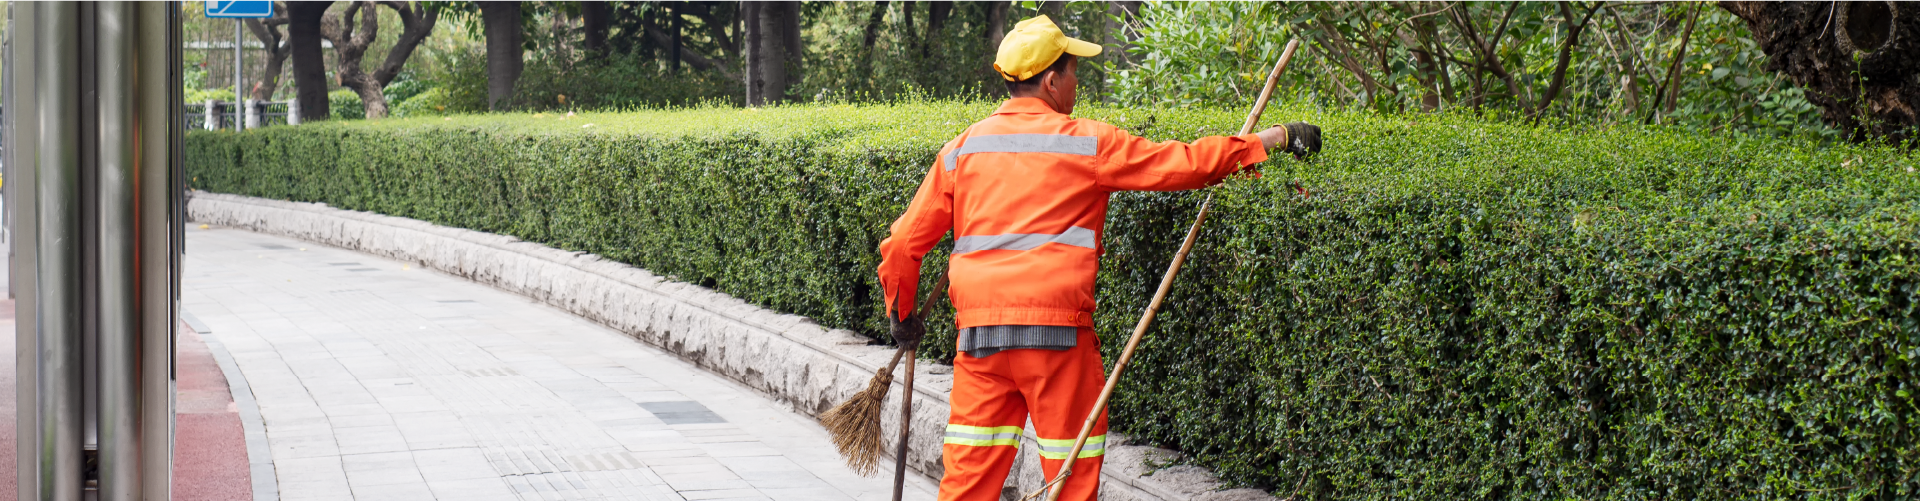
188, 192, 1274, 501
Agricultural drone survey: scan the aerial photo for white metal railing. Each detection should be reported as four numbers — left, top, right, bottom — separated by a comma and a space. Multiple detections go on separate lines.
185, 99, 300, 131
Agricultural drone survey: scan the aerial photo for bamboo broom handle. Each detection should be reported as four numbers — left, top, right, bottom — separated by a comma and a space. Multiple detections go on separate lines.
1031, 38, 1301, 501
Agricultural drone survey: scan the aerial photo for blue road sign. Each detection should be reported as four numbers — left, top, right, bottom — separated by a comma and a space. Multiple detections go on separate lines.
205, 0, 274, 18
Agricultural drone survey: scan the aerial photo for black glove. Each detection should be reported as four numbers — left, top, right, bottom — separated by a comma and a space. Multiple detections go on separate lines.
890, 313, 926, 349
1281, 122, 1321, 159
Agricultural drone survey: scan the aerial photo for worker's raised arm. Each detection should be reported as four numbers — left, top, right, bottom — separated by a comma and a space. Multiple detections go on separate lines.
876, 153, 956, 320
1093, 128, 1271, 192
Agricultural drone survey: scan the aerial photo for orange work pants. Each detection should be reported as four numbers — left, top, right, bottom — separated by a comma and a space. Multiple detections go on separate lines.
939, 327, 1108, 501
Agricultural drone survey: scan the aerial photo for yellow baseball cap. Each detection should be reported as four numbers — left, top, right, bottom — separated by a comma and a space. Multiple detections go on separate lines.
993, 15, 1103, 82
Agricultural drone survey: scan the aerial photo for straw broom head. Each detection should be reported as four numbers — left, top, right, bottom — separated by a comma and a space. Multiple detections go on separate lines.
820, 356, 898, 476
822, 272, 944, 476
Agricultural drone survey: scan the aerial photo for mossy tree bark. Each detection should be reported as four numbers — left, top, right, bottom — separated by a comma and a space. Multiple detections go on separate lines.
1723, 1, 1920, 143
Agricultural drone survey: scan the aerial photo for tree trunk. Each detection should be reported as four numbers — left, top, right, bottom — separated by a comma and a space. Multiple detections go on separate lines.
1722, 1, 1920, 142
860, 1, 889, 88
986, 1, 1008, 52
742, 1, 796, 105
1041, 1, 1065, 22
924, 1, 951, 59
480, 1, 524, 111
862, 2, 890, 54
323, 2, 386, 117
642, 10, 730, 75
780, 2, 801, 84
901, 1, 916, 50
1534, 2, 1601, 118
243, 7, 293, 101
670, 5, 683, 73
582, 1, 609, 57
372, 1, 438, 85
743, 1, 759, 104
321, 1, 438, 119
287, 2, 332, 121
1393, 1, 1448, 110
1105, 1, 1141, 67
744, 1, 786, 106
1403, 32, 1441, 111
1647, 4, 1699, 125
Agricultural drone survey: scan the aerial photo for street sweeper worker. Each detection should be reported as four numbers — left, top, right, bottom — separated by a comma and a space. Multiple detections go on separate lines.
875, 15, 1322, 501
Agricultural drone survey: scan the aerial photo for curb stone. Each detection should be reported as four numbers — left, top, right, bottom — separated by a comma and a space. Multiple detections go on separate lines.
188, 191, 1277, 501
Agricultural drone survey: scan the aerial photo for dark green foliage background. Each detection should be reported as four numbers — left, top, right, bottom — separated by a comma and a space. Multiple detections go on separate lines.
187, 103, 1920, 498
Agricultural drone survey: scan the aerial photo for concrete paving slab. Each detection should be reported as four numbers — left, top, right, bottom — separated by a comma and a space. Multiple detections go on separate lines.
186, 227, 939, 500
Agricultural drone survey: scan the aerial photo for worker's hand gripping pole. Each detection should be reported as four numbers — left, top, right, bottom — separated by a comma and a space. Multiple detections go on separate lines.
1026, 39, 1301, 501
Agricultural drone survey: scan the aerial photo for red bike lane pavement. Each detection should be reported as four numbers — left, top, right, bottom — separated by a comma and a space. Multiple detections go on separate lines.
0, 299, 254, 500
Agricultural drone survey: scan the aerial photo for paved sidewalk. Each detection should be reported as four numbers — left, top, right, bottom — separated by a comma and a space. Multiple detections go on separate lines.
184, 226, 940, 501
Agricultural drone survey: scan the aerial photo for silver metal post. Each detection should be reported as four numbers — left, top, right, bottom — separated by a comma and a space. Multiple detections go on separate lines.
6, 3, 46, 500
233, 19, 242, 132
95, 3, 141, 499
35, 3, 84, 500
10, 2, 177, 498
137, 4, 181, 496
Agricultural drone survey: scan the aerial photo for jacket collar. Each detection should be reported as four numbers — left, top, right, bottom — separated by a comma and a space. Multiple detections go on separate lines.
995, 97, 1062, 115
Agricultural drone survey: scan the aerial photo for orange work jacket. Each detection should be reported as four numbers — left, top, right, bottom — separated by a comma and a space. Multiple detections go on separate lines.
878, 97, 1269, 328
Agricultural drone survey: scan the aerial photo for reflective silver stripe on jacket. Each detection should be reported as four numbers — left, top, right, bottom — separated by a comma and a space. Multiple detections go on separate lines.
953, 226, 1096, 254
944, 134, 1100, 171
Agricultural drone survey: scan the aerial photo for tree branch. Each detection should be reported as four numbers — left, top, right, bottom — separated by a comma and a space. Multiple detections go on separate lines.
369, 1, 436, 87
1534, 1, 1604, 118
1647, 3, 1701, 124
1449, 2, 1529, 109
642, 14, 734, 78
1310, 10, 1390, 101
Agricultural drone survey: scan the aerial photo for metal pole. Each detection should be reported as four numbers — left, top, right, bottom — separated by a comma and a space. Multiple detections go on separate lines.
233, 19, 241, 132
137, 4, 181, 496
35, 3, 85, 500
6, 3, 46, 499
95, 3, 142, 499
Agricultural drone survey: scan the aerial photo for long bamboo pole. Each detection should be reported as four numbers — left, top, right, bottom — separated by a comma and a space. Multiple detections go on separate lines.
1028, 38, 1301, 501
891, 272, 946, 500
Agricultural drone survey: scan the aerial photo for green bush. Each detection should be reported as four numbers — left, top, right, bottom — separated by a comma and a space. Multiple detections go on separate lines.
419, 46, 742, 113
328, 89, 365, 120
500, 54, 744, 111
391, 87, 457, 118
186, 102, 1920, 498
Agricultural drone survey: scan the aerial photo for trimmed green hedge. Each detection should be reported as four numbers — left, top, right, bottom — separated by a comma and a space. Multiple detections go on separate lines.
188, 103, 1920, 499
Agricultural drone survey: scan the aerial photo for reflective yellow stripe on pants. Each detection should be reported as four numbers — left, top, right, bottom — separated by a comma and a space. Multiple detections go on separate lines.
1035, 434, 1106, 460
944, 424, 1022, 447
